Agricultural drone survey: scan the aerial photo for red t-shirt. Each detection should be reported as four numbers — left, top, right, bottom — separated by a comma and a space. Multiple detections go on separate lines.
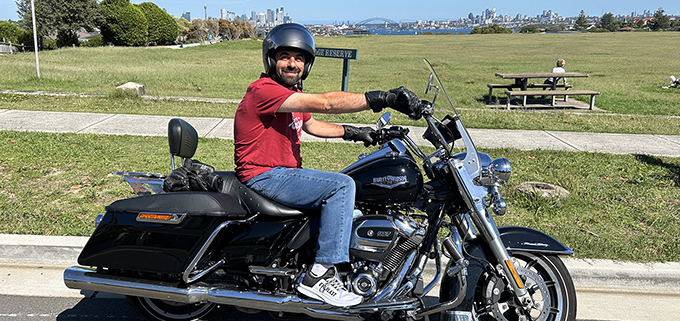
234, 74, 311, 182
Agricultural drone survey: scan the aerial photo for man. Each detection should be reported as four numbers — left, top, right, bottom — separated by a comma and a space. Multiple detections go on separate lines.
233, 23, 420, 307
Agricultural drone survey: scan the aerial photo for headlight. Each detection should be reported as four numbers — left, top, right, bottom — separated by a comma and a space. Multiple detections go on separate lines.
478, 156, 511, 187
490, 157, 511, 185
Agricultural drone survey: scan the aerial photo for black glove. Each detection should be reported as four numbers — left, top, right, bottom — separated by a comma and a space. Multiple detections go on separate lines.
365, 86, 422, 120
342, 125, 378, 147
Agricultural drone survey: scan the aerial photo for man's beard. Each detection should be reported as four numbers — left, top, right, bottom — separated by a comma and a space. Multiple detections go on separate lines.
277, 67, 302, 88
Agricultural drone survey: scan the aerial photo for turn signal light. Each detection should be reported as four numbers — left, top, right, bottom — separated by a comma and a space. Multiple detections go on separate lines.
505, 260, 524, 289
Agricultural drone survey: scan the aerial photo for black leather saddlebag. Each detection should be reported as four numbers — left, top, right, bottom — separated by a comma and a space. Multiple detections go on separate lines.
77, 192, 246, 274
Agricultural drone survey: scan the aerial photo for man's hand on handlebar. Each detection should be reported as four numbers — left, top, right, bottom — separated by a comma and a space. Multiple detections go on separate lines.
342, 125, 379, 147
365, 86, 422, 120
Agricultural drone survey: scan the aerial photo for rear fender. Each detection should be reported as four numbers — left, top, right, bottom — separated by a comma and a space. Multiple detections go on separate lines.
439, 226, 572, 311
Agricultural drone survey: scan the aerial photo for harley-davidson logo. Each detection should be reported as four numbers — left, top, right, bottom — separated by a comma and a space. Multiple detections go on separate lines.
371, 175, 408, 189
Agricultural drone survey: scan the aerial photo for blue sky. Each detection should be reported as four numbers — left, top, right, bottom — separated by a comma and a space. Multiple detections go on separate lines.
1, 0, 677, 23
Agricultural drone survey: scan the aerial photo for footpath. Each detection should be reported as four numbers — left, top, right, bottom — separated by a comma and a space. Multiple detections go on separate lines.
1, 108, 680, 320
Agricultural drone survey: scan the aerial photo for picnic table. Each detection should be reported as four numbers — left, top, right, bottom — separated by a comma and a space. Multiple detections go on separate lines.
495, 72, 589, 91
490, 72, 598, 109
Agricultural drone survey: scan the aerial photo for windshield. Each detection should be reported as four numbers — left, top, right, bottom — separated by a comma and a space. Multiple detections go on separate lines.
423, 59, 482, 179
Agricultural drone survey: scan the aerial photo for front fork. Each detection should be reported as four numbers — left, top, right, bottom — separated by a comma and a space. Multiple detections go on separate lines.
460, 203, 535, 311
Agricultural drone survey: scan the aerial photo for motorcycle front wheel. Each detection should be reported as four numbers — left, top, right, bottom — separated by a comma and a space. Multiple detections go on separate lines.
126, 296, 232, 321
477, 252, 577, 321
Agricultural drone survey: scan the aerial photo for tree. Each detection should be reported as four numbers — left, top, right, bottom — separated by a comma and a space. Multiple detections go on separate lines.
137, 2, 178, 45
470, 24, 512, 34
600, 12, 617, 32
100, 0, 148, 46
650, 7, 670, 31
187, 19, 207, 43
15, 0, 103, 48
176, 18, 191, 43
0, 20, 28, 44
218, 19, 237, 40
204, 19, 218, 41
520, 25, 539, 34
575, 10, 589, 31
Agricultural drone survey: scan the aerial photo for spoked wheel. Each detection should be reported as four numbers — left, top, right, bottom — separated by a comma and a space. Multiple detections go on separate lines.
126, 296, 232, 321
477, 252, 577, 321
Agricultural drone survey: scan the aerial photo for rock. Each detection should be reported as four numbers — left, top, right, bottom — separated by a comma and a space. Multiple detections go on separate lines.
517, 181, 570, 198
116, 82, 145, 96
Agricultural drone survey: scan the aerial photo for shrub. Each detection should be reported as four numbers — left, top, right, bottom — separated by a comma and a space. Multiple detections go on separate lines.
81, 36, 104, 47
137, 2, 178, 45
100, 0, 148, 46
0, 21, 28, 44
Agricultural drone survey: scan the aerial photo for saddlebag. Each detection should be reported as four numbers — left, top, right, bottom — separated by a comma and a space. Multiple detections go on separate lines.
78, 192, 247, 274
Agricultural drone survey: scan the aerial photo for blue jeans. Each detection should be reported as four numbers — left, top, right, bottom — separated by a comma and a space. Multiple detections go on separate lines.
245, 167, 355, 264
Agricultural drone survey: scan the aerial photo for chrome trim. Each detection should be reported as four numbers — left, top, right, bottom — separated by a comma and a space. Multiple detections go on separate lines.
414, 272, 468, 319
136, 212, 186, 224
64, 266, 208, 303
372, 250, 417, 302
63, 266, 363, 321
182, 215, 257, 283
114, 172, 166, 195
371, 175, 408, 189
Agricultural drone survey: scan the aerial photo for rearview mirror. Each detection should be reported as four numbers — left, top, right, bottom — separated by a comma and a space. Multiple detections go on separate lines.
377, 112, 391, 129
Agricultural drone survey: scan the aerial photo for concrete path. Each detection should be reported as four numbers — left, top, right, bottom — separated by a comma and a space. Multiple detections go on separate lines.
3, 109, 680, 157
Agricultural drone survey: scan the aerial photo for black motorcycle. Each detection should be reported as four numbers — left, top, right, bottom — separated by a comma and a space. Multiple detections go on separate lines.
64, 59, 576, 321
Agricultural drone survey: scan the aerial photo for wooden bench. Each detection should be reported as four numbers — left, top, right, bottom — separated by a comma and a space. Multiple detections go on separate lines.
487, 83, 573, 103
504, 90, 600, 110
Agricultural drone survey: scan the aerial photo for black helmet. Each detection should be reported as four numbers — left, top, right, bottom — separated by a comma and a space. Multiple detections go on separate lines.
262, 23, 315, 80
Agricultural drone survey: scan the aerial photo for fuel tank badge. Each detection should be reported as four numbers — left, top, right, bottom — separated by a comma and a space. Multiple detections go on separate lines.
371, 175, 408, 189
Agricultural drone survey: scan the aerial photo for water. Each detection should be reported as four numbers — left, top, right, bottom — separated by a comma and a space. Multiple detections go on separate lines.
352, 28, 472, 35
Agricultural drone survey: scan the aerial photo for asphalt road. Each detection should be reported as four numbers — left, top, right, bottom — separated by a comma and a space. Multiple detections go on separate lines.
3, 291, 678, 321
2, 265, 680, 321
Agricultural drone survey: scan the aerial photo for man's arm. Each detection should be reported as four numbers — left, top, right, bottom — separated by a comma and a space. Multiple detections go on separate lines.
278, 91, 370, 114
301, 116, 344, 138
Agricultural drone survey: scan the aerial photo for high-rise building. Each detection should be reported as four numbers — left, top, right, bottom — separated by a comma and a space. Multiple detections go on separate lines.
267, 9, 274, 25
181, 11, 191, 21
251, 10, 257, 21
221, 8, 226, 20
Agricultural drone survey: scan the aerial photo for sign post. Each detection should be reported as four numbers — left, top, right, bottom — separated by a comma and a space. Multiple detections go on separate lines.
315, 47, 357, 92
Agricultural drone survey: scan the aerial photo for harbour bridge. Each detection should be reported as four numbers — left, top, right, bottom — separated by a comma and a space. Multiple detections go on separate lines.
355, 17, 400, 28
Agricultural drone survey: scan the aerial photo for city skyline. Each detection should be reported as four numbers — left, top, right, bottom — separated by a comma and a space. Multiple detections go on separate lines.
1, 0, 678, 23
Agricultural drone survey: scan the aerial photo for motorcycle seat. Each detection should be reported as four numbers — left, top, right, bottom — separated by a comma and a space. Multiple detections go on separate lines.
216, 171, 305, 217
105, 191, 248, 217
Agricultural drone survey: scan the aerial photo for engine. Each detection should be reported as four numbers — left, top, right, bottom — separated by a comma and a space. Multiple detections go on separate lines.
348, 212, 426, 298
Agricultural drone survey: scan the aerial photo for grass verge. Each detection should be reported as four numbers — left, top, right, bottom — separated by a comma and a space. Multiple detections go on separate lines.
1, 130, 678, 262
2, 33, 680, 115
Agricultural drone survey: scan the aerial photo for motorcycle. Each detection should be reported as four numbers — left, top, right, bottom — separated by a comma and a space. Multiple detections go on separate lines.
64, 59, 576, 321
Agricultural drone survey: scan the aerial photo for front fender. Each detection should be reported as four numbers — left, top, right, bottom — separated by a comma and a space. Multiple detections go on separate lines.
439, 226, 572, 312
499, 226, 573, 256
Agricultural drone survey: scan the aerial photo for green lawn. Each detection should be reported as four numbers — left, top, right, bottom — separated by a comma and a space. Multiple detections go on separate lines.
2, 33, 680, 115
1, 33, 680, 263
1, 130, 678, 262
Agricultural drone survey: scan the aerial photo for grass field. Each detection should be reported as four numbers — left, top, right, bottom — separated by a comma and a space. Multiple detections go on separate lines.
1, 33, 680, 115
1, 130, 678, 262
2, 32, 680, 263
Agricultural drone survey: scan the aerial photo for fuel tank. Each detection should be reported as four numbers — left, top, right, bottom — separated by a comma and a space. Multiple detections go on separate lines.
342, 140, 423, 205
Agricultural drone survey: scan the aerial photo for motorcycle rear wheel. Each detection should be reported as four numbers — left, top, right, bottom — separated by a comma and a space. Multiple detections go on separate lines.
478, 252, 577, 321
126, 295, 232, 321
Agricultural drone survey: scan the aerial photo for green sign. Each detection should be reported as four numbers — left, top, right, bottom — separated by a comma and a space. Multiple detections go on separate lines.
315, 47, 358, 60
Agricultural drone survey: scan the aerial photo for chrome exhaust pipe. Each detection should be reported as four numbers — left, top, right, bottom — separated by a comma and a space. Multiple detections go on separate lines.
64, 266, 208, 303
64, 266, 363, 321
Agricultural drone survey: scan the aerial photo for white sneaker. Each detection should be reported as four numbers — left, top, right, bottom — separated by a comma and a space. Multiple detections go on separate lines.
297, 266, 363, 307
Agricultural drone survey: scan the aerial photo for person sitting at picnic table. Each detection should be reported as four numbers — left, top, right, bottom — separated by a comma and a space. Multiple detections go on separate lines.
544, 58, 566, 87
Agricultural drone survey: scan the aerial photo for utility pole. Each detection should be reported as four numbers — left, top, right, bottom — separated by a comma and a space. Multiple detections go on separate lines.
30, 0, 40, 78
